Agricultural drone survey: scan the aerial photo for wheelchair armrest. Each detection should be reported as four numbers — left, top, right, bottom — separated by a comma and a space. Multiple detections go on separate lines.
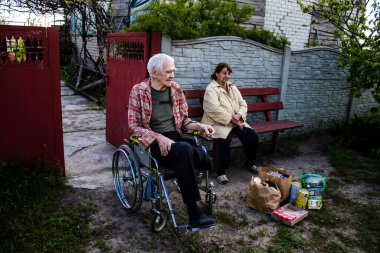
185, 130, 213, 144
130, 136, 140, 144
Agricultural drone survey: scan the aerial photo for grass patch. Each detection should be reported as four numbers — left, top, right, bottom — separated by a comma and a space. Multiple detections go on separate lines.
306, 175, 380, 252
248, 228, 267, 240
277, 139, 299, 156
277, 134, 303, 156
267, 226, 303, 252
0, 160, 102, 253
327, 144, 380, 183
180, 233, 221, 253
213, 210, 249, 228
329, 111, 380, 158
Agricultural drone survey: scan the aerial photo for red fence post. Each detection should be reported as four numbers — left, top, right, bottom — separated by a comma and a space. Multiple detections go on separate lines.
47, 27, 65, 175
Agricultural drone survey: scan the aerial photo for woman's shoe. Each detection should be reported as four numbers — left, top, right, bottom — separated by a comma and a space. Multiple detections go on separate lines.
216, 175, 229, 185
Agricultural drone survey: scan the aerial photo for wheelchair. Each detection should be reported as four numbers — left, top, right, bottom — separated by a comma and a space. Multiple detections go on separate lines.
112, 134, 217, 233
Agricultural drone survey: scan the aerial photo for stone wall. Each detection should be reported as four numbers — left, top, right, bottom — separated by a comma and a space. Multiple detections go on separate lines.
164, 36, 379, 133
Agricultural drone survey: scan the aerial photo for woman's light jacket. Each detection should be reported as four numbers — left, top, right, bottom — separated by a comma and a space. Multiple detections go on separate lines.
201, 80, 251, 139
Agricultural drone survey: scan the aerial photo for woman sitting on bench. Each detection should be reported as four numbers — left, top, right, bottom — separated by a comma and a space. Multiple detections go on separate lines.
201, 62, 259, 185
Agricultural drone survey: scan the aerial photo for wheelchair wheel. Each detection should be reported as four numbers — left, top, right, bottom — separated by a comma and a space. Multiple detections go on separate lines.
112, 145, 143, 213
151, 210, 168, 232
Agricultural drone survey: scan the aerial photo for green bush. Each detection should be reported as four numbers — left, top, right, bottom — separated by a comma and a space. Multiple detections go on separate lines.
61, 65, 77, 83
329, 109, 380, 157
59, 24, 77, 67
244, 28, 290, 50
124, 0, 290, 49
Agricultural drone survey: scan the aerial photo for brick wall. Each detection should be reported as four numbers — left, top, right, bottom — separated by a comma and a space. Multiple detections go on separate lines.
72, 36, 100, 68
264, 0, 312, 50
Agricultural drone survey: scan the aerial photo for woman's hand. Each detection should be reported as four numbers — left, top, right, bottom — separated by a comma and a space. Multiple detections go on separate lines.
156, 135, 175, 156
231, 113, 244, 130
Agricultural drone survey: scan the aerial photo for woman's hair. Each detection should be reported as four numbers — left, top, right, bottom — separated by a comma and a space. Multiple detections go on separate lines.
211, 62, 233, 80
147, 53, 175, 75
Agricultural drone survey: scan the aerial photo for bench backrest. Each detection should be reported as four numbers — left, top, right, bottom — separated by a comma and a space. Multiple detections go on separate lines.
184, 87, 283, 122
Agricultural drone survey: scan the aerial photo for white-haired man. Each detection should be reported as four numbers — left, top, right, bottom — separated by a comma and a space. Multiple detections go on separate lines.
128, 53, 215, 228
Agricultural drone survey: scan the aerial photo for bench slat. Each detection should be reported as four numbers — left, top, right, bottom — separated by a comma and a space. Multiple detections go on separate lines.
185, 88, 280, 98
240, 87, 280, 96
251, 120, 304, 134
188, 107, 203, 118
184, 90, 205, 98
184, 87, 303, 153
247, 102, 283, 112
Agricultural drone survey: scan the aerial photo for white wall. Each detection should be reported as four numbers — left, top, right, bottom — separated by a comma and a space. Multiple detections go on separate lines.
264, 0, 312, 50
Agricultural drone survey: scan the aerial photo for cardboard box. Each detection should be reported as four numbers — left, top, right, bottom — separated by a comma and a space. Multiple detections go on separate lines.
271, 203, 308, 226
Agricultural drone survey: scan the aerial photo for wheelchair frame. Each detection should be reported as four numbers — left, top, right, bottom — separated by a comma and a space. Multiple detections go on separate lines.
112, 135, 217, 233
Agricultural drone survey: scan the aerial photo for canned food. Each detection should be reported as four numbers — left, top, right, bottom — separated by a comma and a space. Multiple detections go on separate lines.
295, 188, 309, 209
289, 182, 301, 204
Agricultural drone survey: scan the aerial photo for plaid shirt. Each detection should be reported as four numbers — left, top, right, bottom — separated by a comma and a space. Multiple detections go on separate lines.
128, 79, 192, 149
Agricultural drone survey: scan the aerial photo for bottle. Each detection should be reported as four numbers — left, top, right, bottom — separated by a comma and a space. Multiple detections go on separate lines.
7, 36, 16, 62
6, 36, 11, 52
16, 36, 26, 62
10, 36, 16, 50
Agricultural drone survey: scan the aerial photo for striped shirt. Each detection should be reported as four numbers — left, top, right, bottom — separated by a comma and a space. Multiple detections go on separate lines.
128, 79, 192, 149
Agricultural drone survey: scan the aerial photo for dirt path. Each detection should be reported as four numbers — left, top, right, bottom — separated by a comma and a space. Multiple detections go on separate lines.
61, 133, 379, 253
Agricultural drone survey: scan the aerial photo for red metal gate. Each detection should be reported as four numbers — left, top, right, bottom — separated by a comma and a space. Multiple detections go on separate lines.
0, 25, 64, 174
106, 32, 161, 147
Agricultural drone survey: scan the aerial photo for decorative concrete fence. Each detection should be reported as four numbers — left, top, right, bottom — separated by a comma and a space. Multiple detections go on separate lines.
162, 36, 379, 133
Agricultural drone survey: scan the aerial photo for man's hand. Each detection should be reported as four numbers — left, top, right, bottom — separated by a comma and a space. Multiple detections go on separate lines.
156, 135, 175, 156
199, 123, 215, 140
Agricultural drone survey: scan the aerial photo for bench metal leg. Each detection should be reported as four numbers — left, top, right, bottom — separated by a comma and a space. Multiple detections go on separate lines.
271, 132, 279, 153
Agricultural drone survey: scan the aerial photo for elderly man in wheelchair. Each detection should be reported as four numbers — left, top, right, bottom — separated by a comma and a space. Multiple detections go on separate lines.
112, 53, 217, 232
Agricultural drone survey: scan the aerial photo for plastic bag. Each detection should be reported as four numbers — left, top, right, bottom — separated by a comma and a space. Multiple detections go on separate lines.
300, 172, 326, 209
300, 172, 326, 194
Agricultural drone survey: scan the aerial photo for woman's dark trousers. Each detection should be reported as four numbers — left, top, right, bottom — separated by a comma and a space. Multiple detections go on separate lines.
214, 126, 258, 176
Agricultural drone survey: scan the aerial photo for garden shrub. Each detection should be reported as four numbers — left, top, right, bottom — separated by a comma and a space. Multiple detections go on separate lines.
329, 109, 380, 157
244, 27, 290, 49
124, 0, 290, 49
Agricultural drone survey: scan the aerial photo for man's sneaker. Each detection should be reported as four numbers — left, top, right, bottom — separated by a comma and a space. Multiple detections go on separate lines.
189, 213, 215, 229
216, 175, 229, 185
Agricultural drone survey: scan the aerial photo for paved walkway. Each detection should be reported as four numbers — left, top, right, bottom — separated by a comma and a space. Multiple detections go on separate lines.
61, 81, 115, 189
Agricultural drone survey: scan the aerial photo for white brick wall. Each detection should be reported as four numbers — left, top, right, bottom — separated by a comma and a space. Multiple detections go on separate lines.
72, 36, 100, 68
264, 0, 312, 50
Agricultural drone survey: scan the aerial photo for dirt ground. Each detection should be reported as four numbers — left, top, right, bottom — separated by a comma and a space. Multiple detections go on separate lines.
61, 134, 380, 253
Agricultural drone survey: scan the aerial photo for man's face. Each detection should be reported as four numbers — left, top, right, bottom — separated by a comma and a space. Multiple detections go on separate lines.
152, 60, 175, 89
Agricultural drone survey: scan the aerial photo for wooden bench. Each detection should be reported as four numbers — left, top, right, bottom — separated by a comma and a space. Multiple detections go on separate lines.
184, 87, 304, 153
